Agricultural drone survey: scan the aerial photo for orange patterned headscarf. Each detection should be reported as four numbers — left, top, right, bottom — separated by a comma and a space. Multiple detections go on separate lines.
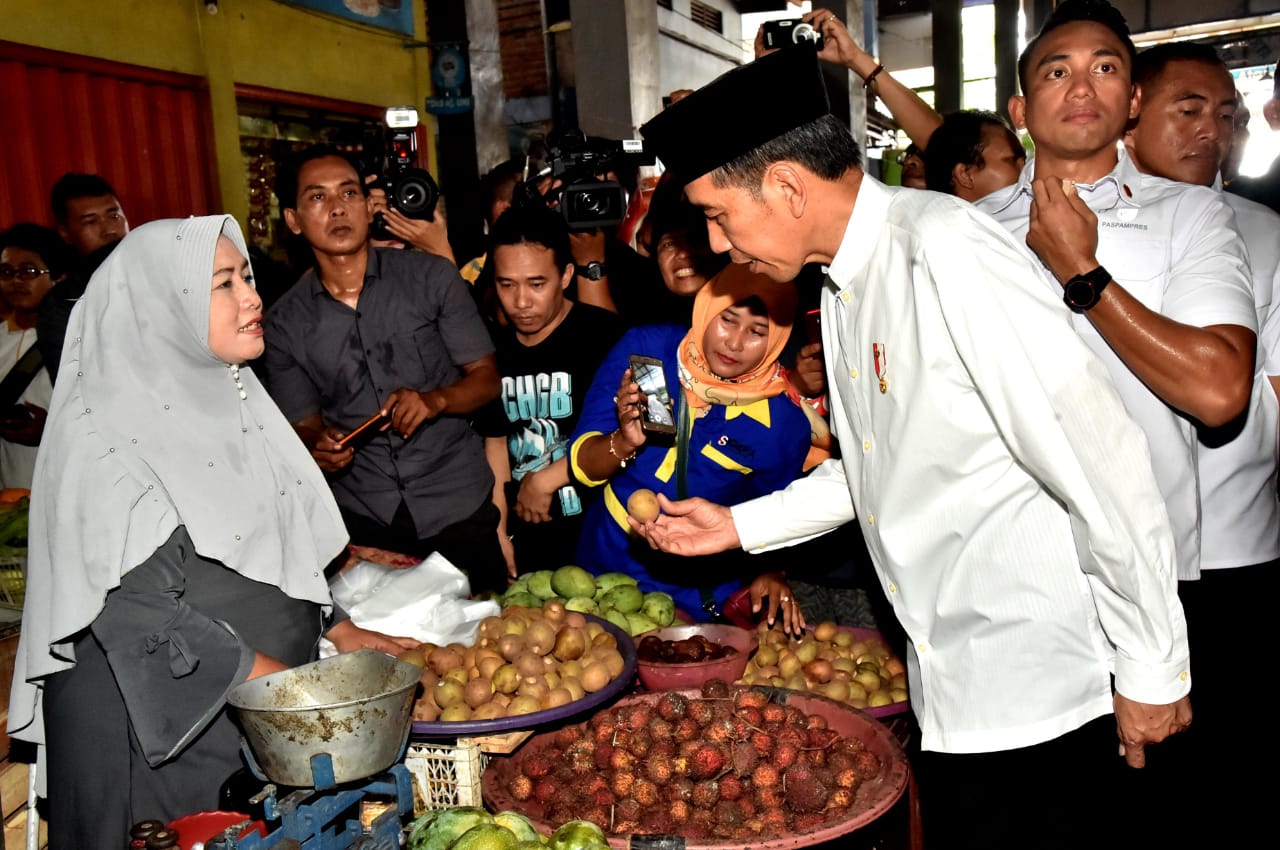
677, 263, 796, 410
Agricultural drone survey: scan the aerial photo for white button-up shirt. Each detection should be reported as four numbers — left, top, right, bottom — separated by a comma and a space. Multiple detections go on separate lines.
977, 149, 1256, 581
1199, 191, 1280, 569
732, 175, 1190, 755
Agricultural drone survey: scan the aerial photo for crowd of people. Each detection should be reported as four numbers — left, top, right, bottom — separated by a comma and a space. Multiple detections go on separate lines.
4, 0, 1279, 847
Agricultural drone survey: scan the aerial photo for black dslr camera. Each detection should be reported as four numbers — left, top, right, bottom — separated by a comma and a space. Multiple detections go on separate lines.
367, 106, 440, 241
761, 18, 825, 51
513, 128, 654, 232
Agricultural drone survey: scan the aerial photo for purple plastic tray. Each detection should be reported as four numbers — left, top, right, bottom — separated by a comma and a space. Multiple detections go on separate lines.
409, 614, 638, 738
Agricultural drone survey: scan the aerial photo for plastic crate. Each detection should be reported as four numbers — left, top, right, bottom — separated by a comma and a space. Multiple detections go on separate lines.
0, 553, 25, 608
403, 730, 529, 814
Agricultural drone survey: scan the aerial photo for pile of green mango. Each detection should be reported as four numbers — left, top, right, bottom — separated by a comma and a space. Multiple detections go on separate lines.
501, 565, 677, 636
407, 807, 608, 850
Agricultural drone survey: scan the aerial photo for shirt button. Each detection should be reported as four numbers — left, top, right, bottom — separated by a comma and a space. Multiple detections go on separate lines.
863, 439, 871, 451
840, 292, 851, 303
1179, 671, 1189, 682
917, 642, 927, 653
867, 514, 875, 526
849, 368, 858, 379
888, 582, 897, 593
392, 452, 399, 460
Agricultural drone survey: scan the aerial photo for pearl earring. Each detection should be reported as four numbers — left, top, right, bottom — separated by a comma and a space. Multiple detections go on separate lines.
229, 363, 247, 400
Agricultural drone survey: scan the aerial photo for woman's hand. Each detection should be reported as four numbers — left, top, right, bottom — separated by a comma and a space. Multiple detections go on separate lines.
325, 618, 420, 656
515, 466, 558, 523
616, 368, 647, 453
749, 572, 806, 636
790, 343, 827, 398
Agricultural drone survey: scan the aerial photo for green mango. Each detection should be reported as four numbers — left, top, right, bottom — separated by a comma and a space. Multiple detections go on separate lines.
599, 584, 644, 614
591, 572, 638, 597
412, 807, 493, 850
448, 823, 519, 850
526, 570, 556, 600
624, 611, 661, 636
600, 606, 631, 633
564, 595, 598, 615
548, 820, 607, 850
551, 565, 597, 600
640, 591, 676, 627
501, 590, 543, 610
492, 811, 542, 844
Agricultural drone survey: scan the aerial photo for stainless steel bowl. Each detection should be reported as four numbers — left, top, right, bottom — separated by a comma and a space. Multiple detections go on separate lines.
227, 649, 420, 786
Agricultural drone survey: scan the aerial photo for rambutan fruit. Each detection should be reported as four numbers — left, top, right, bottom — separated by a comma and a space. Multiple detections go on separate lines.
610, 771, 635, 798
509, 774, 534, 801
591, 786, 616, 807
701, 678, 731, 699
555, 725, 583, 748
773, 740, 801, 769
713, 800, 746, 829
853, 749, 882, 779
594, 741, 616, 771
718, 774, 745, 801
762, 703, 786, 724
826, 787, 854, 811
633, 777, 660, 807
622, 703, 653, 731
759, 806, 789, 836
534, 777, 558, 804
730, 740, 758, 777
805, 747, 828, 768
808, 727, 840, 750
755, 784, 786, 810
777, 726, 806, 750
805, 713, 828, 731
689, 743, 728, 780
835, 767, 861, 790
734, 689, 769, 711
828, 750, 856, 774
650, 740, 676, 759
648, 716, 674, 742
656, 691, 689, 722
751, 730, 775, 757
625, 728, 653, 758
667, 777, 694, 803
670, 799, 692, 823
783, 705, 807, 728
615, 797, 642, 825
640, 809, 675, 835
783, 765, 829, 813
645, 752, 675, 784
691, 779, 720, 809
734, 705, 764, 728
610, 747, 638, 772
792, 812, 828, 832
751, 762, 781, 789
706, 717, 737, 744
687, 700, 715, 727
523, 752, 554, 778
674, 717, 701, 742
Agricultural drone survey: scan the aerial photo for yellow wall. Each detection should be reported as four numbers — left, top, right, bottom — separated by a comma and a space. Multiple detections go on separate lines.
0, 0, 435, 226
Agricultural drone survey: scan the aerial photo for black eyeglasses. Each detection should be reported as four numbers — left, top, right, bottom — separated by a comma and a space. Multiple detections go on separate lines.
0, 266, 51, 281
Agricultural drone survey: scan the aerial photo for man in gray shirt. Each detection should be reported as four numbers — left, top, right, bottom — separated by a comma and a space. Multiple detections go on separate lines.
263, 145, 506, 593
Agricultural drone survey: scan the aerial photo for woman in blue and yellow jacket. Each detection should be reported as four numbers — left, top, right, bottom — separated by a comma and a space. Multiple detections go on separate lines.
569, 264, 811, 623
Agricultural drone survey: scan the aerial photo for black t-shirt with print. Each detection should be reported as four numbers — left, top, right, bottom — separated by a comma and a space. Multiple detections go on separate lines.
480, 302, 624, 570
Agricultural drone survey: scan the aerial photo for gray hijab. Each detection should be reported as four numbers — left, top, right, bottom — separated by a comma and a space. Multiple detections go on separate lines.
8, 215, 347, 752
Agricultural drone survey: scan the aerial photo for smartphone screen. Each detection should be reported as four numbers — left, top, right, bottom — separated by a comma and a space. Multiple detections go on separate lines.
336, 410, 388, 449
629, 355, 677, 435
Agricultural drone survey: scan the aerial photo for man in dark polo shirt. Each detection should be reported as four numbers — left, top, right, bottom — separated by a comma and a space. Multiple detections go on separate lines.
263, 144, 506, 593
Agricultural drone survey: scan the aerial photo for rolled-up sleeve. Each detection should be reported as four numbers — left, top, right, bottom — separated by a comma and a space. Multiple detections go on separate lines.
91, 527, 254, 767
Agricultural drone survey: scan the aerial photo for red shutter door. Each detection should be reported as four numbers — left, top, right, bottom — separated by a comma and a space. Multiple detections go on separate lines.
0, 41, 219, 230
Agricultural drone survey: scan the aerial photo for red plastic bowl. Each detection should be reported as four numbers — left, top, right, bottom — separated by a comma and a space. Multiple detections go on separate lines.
634, 624, 757, 691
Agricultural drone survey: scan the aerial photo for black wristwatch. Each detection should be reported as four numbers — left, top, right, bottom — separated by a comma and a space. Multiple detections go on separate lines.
1063, 266, 1111, 313
576, 261, 607, 281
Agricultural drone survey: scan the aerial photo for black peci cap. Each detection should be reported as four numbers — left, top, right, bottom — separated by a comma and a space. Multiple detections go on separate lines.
640, 48, 831, 183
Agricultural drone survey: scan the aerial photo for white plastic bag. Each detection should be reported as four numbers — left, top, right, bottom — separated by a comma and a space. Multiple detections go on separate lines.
319, 552, 500, 657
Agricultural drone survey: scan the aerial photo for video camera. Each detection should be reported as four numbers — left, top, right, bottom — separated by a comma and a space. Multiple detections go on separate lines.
513, 128, 654, 232
366, 106, 440, 241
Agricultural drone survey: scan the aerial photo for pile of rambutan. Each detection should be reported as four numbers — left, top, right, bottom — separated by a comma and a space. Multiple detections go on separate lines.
502, 679, 883, 841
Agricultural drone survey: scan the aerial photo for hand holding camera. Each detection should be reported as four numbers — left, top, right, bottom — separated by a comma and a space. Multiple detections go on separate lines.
366, 106, 441, 242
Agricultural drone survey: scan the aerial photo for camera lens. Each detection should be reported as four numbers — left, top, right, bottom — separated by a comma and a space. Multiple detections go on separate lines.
794, 22, 817, 43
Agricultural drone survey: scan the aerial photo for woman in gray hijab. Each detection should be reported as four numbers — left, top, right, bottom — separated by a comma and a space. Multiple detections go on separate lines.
6, 215, 417, 848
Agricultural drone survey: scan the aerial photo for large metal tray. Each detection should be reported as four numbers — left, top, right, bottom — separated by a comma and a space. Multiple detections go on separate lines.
483, 685, 910, 849
409, 614, 637, 738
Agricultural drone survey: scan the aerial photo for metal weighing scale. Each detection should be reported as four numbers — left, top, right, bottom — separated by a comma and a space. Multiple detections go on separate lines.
202, 747, 414, 850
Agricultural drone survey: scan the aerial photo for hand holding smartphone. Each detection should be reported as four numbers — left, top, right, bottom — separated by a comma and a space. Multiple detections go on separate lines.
335, 410, 390, 449
628, 355, 677, 435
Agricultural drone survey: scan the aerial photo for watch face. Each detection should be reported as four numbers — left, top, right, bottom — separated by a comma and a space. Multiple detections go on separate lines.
582, 262, 605, 280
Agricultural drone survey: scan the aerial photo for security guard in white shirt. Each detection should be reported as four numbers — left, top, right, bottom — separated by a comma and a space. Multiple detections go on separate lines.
1123, 40, 1280, 847
637, 22, 1191, 850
